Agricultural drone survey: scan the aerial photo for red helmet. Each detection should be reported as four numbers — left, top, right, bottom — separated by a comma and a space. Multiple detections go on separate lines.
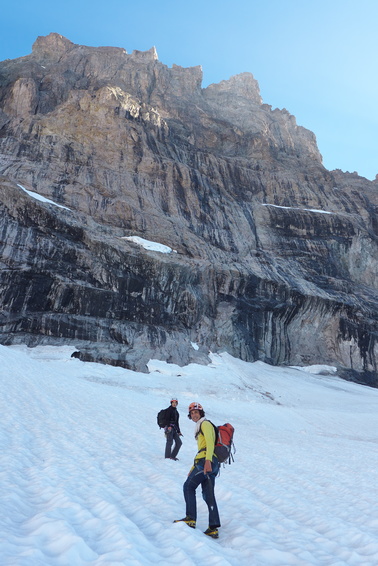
188, 402, 203, 412
171, 398, 178, 404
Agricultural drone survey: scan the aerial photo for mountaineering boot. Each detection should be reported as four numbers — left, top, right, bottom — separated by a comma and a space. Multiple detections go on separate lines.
173, 516, 196, 528
170, 457, 179, 461
204, 527, 219, 539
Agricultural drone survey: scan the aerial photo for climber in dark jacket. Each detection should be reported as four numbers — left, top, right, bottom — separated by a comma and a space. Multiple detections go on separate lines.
164, 398, 182, 460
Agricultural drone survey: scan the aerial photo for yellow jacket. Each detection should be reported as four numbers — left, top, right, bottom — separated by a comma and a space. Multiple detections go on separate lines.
194, 420, 216, 462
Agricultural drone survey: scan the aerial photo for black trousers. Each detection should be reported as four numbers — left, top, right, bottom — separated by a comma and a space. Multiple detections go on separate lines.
165, 428, 182, 458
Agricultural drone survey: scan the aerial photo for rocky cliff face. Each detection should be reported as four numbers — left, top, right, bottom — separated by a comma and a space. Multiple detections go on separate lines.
1, 33, 377, 384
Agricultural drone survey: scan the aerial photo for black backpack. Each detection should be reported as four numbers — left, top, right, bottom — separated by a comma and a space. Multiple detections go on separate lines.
157, 408, 169, 428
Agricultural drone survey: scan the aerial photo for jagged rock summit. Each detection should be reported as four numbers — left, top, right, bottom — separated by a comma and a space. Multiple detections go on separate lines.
0, 33, 377, 384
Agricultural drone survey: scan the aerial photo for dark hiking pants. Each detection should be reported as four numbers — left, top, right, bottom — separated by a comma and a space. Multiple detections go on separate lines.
165, 428, 182, 459
183, 457, 220, 528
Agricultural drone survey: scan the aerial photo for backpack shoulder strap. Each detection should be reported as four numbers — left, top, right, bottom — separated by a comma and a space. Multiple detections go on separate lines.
199, 419, 218, 440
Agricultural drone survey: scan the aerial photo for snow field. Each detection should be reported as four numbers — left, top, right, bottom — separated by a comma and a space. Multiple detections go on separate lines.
0, 345, 378, 565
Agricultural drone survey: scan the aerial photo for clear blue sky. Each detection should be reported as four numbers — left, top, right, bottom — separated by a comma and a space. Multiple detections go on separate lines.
1, 0, 377, 180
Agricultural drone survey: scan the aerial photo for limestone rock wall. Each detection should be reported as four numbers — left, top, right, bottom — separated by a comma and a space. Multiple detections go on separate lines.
0, 34, 377, 384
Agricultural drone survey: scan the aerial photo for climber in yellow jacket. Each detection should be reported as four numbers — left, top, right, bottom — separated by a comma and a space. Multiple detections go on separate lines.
174, 402, 221, 539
